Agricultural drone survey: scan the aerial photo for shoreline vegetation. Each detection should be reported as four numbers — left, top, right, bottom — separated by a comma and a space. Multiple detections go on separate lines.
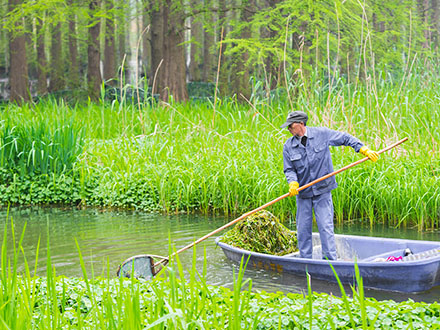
1, 70, 439, 230
2, 221, 440, 329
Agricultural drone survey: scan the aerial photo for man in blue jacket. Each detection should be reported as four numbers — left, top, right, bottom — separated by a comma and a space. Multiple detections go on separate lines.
281, 111, 379, 260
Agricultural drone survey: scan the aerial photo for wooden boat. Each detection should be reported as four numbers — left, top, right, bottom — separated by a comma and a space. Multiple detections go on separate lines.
216, 233, 440, 293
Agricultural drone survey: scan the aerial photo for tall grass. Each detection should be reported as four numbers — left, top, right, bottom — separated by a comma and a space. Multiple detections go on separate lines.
0, 118, 85, 176
0, 66, 439, 228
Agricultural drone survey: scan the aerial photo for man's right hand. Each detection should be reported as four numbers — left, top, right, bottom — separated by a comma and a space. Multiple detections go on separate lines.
359, 146, 379, 162
289, 181, 299, 196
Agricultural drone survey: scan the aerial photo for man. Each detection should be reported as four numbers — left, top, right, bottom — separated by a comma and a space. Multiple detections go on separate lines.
281, 111, 379, 260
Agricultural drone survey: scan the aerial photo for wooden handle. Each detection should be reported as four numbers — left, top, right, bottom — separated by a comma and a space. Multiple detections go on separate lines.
156, 137, 408, 266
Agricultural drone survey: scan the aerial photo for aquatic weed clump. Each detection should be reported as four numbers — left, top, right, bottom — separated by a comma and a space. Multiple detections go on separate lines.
221, 210, 298, 255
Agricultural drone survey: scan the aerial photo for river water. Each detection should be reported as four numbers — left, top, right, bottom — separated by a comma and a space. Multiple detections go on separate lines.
1, 206, 439, 303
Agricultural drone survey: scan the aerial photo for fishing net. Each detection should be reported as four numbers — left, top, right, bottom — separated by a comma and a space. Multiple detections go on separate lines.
116, 254, 168, 279
220, 210, 298, 256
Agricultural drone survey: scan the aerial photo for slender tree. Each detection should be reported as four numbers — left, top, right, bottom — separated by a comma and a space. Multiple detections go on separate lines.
8, 0, 30, 103
423, 0, 432, 49
202, 0, 214, 82
150, 0, 164, 94
217, 0, 228, 95
189, 5, 203, 82
104, 0, 117, 85
24, 10, 34, 80
159, 0, 188, 101
67, 0, 80, 89
36, 17, 47, 95
229, 0, 255, 99
142, 3, 150, 79
48, 22, 64, 92
87, 0, 102, 100
116, 0, 127, 82
434, 0, 440, 50
261, 0, 280, 90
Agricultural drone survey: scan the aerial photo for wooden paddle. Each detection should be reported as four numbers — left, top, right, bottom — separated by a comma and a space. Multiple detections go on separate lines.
117, 137, 408, 278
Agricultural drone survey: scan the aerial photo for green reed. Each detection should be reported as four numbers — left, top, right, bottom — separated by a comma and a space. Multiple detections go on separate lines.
0, 118, 85, 176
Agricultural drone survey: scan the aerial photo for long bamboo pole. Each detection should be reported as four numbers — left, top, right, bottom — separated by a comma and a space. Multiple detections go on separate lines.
155, 137, 408, 267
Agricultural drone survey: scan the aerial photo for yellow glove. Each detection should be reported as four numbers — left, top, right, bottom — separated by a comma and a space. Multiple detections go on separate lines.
359, 146, 379, 162
289, 181, 299, 196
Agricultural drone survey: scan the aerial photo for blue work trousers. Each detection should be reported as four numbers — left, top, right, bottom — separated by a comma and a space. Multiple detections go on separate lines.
296, 191, 337, 260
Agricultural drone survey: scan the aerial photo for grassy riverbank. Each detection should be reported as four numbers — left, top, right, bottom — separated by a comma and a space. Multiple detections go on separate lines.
5, 272, 440, 329
0, 71, 439, 229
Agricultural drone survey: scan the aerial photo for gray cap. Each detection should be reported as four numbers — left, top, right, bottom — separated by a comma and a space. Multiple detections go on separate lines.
280, 111, 308, 128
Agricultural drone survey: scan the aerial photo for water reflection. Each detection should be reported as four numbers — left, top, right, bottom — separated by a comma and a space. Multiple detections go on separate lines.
0, 206, 439, 303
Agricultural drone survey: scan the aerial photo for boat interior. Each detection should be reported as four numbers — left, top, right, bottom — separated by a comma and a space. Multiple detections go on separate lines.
286, 233, 440, 262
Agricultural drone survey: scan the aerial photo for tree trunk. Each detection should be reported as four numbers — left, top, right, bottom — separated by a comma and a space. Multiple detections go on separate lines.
8, 0, 30, 103
189, 20, 202, 82
159, 0, 188, 101
217, 0, 228, 95
262, 0, 280, 89
87, 0, 102, 100
202, 3, 214, 82
36, 17, 48, 95
49, 22, 64, 92
126, 0, 139, 84
117, 0, 126, 82
150, 1, 164, 94
68, 0, 80, 89
25, 14, 35, 80
230, 0, 254, 99
417, 0, 430, 49
142, 7, 150, 79
432, 0, 439, 51
104, 0, 116, 85
423, 0, 430, 49
189, 3, 202, 82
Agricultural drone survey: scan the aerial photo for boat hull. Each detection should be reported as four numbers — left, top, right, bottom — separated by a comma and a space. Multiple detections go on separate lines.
216, 233, 440, 293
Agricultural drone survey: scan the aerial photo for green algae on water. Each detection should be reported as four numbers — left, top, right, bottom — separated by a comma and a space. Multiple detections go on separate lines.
220, 210, 298, 255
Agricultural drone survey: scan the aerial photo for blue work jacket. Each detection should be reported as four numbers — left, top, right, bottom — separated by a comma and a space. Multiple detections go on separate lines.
283, 127, 364, 198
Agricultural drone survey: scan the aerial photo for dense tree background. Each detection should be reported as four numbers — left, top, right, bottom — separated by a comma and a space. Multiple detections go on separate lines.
1, 0, 439, 103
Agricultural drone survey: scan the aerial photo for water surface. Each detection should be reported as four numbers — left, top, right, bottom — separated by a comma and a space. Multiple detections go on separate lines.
1, 206, 439, 303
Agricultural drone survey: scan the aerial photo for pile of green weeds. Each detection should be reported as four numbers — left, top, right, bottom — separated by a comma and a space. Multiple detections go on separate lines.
221, 210, 298, 255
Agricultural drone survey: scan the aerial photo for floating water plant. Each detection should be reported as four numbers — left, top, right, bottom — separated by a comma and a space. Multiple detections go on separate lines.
220, 210, 298, 255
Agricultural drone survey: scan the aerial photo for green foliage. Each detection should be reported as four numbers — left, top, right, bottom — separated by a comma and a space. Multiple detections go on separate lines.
104, 86, 157, 104
187, 81, 215, 100
1, 66, 440, 229
2, 0, 439, 102
220, 0, 430, 87
221, 210, 298, 255
1, 221, 440, 329
0, 118, 85, 176
0, 169, 86, 205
